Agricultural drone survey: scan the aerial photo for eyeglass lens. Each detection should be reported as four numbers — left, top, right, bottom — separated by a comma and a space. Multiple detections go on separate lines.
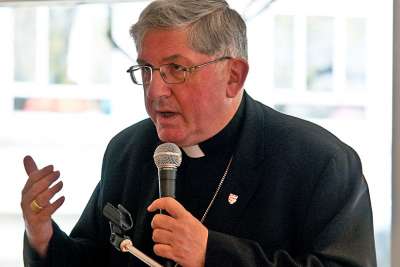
131, 66, 151, 85
131, 64, 186, 85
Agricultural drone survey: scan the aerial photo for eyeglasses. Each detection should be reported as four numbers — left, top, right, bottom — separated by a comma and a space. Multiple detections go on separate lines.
126, 56, 231, 86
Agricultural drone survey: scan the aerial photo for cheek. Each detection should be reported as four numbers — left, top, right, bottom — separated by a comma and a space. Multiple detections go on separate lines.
187, 91, 222, 125
144, 96, 150, 113
144, 95, 156, 122
191, 79, 225, 111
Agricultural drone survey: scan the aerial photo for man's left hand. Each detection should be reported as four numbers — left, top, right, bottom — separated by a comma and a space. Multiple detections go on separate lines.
147, 197, 208, 267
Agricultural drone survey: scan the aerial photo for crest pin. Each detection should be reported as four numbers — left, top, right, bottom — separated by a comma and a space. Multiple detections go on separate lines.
228, 193, 238, 205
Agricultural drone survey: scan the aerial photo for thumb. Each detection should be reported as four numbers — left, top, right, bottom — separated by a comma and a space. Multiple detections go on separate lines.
23, 155, 38, 176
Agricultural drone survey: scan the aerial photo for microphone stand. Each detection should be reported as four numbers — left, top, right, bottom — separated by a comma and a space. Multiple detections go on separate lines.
119, 239, 163, 267
103, 203, 164, 267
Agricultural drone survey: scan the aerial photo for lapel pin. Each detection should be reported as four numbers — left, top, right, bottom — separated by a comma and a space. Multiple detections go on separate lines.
228, 193, 238, 205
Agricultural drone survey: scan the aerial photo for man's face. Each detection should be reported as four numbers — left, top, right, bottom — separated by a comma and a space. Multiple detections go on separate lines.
137, 28, 233, 147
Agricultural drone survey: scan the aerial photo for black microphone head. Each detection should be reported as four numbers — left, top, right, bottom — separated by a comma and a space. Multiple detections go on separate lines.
153, 143, 182, 169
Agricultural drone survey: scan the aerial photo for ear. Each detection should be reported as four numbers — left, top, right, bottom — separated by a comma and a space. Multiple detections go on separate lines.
226, 58, 249, 98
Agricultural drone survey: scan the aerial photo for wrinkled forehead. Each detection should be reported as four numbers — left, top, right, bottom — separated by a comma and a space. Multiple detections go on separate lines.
137, 28, 211, 65
137, 27, 190, 53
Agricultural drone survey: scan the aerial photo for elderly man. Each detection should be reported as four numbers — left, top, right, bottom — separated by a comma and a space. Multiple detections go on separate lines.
21, 0, 376, 266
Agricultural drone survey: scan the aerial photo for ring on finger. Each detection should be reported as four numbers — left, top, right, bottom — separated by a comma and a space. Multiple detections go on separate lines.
30, 199, 43, 213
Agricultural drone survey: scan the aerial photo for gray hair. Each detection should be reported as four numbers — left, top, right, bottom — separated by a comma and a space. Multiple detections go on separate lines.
130, 0, 248, 60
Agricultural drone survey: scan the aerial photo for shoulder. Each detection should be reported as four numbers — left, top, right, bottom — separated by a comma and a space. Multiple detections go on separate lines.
102, 118, 158, 168
246, 95, 361, 171
108, 118, 156, 149
96, 119, 158, 213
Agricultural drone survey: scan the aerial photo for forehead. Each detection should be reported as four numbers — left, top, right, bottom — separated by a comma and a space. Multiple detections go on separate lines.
138, 28, 210, 64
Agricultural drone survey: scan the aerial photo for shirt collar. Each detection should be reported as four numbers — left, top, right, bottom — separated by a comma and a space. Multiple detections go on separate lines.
181, 97, 245, 158
181, 145, 205, 158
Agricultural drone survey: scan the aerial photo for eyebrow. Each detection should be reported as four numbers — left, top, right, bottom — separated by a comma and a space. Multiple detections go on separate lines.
136, 54, 185, 66
136, 58, 149, 65
163, 54, 181, 62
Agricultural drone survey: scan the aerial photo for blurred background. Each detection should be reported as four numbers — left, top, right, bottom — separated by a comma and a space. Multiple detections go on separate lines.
0, 0, 393, 266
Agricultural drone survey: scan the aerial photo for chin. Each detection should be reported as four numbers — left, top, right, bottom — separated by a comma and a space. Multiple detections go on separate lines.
157, 130, 186, 146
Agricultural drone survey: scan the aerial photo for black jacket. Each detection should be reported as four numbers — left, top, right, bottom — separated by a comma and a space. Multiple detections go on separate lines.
24, 92, 376, 267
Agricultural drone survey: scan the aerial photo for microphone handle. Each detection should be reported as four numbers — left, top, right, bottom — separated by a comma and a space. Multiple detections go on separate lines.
164, 259, 175, 267
158, 168, 176, 198
158, 167, 177, 266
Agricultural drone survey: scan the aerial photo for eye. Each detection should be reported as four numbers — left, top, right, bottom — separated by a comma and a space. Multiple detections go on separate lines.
169, 63, 186, 72
133, 66, 145, 72
142, 66, 152, 73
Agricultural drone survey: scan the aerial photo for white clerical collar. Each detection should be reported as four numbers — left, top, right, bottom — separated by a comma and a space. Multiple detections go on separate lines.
181, 144, 205, 158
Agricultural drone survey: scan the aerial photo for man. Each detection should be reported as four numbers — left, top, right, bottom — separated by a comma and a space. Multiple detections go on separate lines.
21, 0, 377, 266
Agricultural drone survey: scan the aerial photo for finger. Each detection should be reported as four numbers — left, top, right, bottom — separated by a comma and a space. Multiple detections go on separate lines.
40, 196, 65, 218
34, 180, 64, 209
22, 166, 56, 195
21, 171, 61, 215
152, 228, 174, 244
29, 165, 54, 183
151, 213, 176, 230
147, 197, 187, 218
153, 243, 174, 261
22, 195, 65, 223
23, 155, 38, 175
22, 170, 60, 201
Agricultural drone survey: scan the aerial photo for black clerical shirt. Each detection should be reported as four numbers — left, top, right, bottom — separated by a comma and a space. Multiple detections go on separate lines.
176, 97, 245, 223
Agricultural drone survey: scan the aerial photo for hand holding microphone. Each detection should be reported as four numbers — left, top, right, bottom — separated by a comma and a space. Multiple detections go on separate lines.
147, 198, 208, 267
150, 143, 208, 267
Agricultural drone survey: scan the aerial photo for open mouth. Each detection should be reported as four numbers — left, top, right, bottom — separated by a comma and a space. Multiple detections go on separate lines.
159, 112, 176, 118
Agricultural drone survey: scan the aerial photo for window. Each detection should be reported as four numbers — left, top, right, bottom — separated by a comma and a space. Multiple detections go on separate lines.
244, 0, 392, 266
0, 1, 392, 266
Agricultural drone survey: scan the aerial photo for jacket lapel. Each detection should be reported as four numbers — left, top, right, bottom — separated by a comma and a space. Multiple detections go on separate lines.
202, 92, 266, 234
131, 160, 158, 246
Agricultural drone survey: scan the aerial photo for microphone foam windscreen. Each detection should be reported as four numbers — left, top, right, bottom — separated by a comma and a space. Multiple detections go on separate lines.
153, 143, 182, 169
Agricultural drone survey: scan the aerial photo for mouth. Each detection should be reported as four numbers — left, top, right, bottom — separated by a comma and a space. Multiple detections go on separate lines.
159, 112, 176, 118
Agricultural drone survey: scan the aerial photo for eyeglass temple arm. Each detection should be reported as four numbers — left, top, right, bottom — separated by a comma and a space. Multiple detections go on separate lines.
188, 56, 232, 72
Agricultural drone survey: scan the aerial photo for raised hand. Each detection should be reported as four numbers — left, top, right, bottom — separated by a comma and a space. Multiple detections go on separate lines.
147, 197, 208, 267
20, 155, 65, 257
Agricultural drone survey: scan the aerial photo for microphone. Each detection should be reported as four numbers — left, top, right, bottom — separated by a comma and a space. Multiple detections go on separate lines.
153, 142, 182, 198
153, 143, 182, 267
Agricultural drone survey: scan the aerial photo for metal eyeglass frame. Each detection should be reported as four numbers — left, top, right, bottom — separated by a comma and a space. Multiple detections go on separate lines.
126, 56, 232, 86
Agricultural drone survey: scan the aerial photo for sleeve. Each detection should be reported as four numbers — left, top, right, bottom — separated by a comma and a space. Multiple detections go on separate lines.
23, 231, 50, 267
23, 183, 109, 267
205, 149, 377, 267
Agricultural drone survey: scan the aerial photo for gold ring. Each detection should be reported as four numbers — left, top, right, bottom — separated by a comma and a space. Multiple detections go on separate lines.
30, 199, 43, 213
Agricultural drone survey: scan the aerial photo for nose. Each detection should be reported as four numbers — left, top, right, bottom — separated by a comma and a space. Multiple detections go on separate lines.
145, 70, 172, 99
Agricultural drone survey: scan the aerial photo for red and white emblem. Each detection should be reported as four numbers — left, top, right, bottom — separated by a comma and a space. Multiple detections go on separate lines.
228, 193, 238, 205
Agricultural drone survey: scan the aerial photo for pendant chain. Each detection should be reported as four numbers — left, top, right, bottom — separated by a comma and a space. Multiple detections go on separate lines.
173, 155, 233, 267
200, 155, 233, 224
